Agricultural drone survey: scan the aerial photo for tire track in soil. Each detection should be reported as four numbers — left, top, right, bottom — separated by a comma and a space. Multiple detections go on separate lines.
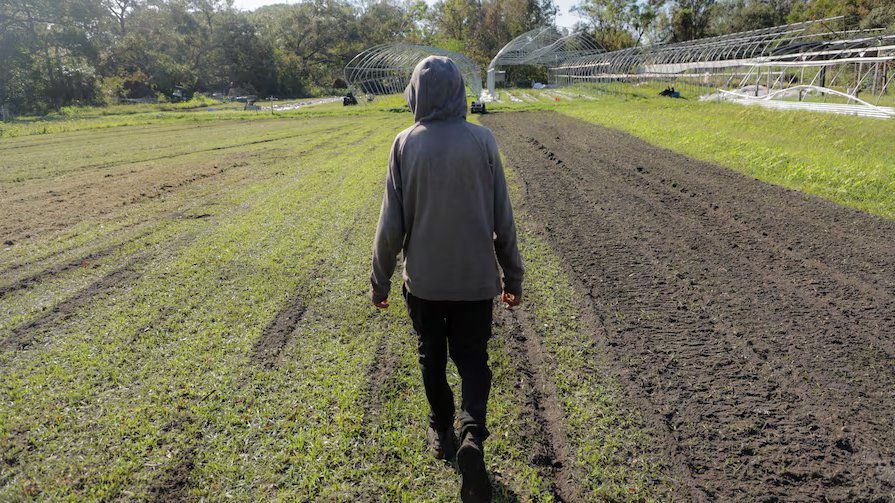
0, 223, 157, 278
143, 282, 309, 498
141, 261, 285, 498
0, 224, 209, 354
359, 327, 403, 424
1, 226, 217, 489
1, 253, 151, 352
338, 177, 401, 425
251, 157, 382, 370
253, 130, 386, 368
0, 245, 131, 300
481, 111, 895, 502
0, 215, 179, 299
140, 267, 310, 496
495, 306, 581, 503
147, 416, 203, 503
250, 290, 310, 368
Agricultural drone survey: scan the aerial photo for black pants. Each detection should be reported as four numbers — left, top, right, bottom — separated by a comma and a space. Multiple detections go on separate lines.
403, 286, 493, 443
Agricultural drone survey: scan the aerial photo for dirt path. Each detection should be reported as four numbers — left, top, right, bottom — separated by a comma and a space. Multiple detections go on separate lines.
482, 111, 895, 502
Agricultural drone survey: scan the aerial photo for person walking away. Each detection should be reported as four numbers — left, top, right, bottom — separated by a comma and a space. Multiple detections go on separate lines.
369, 56, 524, 503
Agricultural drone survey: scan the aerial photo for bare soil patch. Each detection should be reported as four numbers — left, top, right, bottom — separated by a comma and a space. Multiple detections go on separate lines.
0, 160, 232, 243
147, 415, 201, 503
482, 111, 895, 502
251, 291, 308, 368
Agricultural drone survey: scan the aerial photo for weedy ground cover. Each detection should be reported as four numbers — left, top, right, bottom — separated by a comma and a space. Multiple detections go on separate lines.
1, 107, 662, 500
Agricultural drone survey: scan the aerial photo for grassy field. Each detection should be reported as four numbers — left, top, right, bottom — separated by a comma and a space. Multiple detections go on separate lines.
0, 95, 408, 139
0, 105, 662, 501
2, 87, 894, 500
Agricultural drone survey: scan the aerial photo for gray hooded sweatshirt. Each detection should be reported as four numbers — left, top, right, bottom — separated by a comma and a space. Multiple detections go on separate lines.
370, 56, 524, 302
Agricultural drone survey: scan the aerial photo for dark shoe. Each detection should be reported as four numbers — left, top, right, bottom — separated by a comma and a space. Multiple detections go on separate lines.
426, 426, 457, 460
457, 435, 491, 502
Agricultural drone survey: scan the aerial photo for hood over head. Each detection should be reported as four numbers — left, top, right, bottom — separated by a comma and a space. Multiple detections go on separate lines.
404, 56, 467, 123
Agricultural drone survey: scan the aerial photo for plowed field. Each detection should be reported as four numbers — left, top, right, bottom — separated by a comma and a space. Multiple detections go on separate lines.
482, 111, 895, 502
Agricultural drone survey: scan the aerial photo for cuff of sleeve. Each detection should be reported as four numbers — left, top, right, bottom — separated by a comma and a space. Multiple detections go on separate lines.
502, 278, 522, 297
371, 288, 389, 303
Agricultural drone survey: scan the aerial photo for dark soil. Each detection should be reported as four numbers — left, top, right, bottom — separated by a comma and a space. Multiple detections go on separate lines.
147, 415, 201, 503
250, 291, 308, 368
482, 111, 895, 502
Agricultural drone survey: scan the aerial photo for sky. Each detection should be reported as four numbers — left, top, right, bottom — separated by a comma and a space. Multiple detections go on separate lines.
232, 0, 583, 29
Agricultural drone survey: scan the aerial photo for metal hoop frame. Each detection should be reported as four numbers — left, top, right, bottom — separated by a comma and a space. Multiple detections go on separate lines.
344, 43, 483, 98
486, 27, 605, 95
546, 17, 895, 117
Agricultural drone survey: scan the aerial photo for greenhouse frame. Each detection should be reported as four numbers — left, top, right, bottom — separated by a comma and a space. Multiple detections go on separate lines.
486, 27, 605, 96
344, 43, 483, 98
490, 17, 895, 118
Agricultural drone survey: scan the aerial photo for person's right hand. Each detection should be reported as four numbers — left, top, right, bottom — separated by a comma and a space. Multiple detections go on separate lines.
500, 291, 521, 310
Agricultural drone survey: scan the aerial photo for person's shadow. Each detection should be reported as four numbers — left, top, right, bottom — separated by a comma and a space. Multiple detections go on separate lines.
448, 461, 521, 502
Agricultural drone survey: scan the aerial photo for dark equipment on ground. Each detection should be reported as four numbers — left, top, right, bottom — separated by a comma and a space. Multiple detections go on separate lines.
659, 86, 681, 98
470, 101, 486, 114
171, 85, 192, 102
343, 93, 358, 106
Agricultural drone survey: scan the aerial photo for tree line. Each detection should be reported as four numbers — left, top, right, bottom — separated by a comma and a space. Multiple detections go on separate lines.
1, 0, 892, 115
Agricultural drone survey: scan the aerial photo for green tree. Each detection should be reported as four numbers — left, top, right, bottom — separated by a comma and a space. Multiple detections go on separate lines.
573, 0, 665, 49
0, 0, 106, 112
670, 0, 715, 41
713, 0, 795, 33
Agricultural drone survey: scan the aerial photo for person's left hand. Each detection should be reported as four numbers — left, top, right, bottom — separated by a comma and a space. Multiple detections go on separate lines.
373, 298, 389, 309
500, 291, 521, 310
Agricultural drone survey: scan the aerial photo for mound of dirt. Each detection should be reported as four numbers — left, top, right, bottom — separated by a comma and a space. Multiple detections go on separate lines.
482, 111, 895, 502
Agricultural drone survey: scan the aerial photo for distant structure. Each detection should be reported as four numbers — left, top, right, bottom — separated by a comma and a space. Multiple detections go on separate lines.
486, 27, 605, 97
344, 44, 483, 98
546, 17, 894, 118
